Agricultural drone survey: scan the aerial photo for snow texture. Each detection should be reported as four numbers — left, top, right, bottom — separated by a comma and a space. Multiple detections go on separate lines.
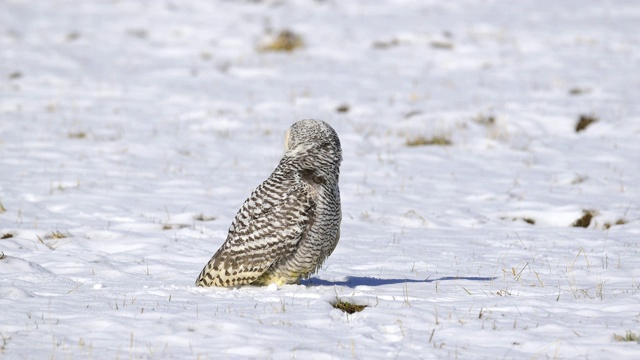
1, 0, 639, 358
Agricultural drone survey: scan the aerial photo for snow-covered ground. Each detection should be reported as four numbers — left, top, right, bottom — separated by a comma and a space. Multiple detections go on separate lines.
1, 0, 639, 358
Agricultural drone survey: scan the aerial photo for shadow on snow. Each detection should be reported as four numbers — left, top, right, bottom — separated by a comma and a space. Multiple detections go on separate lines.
303, 276, 496, 288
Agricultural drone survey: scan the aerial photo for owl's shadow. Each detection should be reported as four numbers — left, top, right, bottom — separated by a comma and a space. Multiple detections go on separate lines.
303, 276, 496, 288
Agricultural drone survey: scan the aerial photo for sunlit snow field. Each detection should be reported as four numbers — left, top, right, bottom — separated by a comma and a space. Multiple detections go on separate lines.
1, 0, 639, 358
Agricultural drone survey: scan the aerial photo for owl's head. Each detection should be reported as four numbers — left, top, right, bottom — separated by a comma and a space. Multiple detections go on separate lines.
284, 119, 342, 167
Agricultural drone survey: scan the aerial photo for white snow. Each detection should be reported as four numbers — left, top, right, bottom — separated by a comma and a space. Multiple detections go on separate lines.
1, 0, 639, 358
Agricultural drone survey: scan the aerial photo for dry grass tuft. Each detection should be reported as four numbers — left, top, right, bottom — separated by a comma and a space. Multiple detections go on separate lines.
430, 40, 454, 50
575, 114, 598, 133
68, 131, 88, 139
162, 224, 190, 231
569, 87, 591, 96
372, 38, 400, 49
571, 175, 588, 185
194, 214, 217, 222
502, 217, 536, 225
572, 210, 596, 228
604, 218, 627, 230
406, 134, 452, 147
473, 114, 496, 126
332, 299, 367, 314
46, 230, 69, 239
259, 30, 304, 52
613, 330, 639, 342
335, 104, 350, 113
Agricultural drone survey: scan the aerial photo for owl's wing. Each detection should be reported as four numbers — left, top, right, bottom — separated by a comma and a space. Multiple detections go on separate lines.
196, 182, 316, 287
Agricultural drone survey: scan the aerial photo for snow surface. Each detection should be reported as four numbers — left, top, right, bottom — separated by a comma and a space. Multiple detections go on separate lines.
1, 0, 640, 358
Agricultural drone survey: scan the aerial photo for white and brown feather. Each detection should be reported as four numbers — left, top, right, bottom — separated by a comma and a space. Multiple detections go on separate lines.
196, 119, 342, 287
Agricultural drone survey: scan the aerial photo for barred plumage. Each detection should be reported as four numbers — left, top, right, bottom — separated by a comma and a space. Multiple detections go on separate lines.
196, 119, 342, 287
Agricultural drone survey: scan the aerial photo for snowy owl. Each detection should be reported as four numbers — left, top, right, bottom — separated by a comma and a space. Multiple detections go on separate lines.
196, 119, 342, 287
